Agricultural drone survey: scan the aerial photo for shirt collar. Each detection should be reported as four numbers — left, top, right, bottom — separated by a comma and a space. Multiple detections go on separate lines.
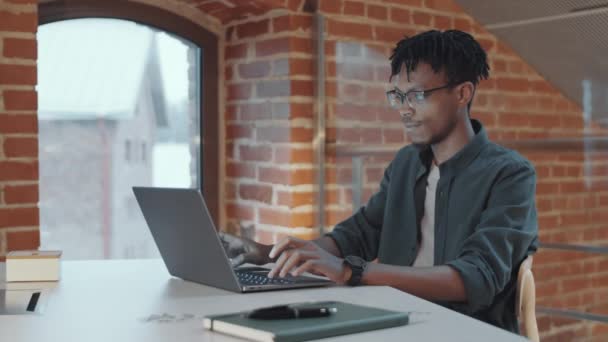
417, 119, 489, 177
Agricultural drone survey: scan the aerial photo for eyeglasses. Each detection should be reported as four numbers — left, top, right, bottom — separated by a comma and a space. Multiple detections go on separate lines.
386, 84, 455, 109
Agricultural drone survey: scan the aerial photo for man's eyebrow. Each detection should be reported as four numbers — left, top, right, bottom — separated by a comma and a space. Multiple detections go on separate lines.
393, 85, 421, 93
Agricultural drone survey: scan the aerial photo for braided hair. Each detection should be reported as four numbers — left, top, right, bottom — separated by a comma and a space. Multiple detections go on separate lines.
389, 30, 490, 110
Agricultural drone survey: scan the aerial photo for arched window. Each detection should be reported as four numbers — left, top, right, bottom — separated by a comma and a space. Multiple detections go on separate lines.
38, 1, 219, 259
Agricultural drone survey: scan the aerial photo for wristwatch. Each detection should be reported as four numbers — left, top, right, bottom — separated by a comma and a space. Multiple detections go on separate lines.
343, 255, 367, 286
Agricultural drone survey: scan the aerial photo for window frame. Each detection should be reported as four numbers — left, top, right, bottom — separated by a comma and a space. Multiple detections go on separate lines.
39, 0, 221, 223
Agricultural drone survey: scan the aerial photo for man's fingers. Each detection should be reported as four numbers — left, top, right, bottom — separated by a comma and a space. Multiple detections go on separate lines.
279, 250, 317, 278
268, 250, 290, 278
268, 236, 305, 259
292, 260, 317, 277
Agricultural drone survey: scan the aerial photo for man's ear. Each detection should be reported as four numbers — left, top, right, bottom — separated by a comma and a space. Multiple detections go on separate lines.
457, 82, 475, 107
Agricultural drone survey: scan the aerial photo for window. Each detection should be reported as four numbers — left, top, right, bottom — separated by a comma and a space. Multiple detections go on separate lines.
37, 1, 219, 260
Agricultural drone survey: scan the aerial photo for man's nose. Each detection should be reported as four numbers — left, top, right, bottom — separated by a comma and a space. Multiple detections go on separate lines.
399, 109, 413, 118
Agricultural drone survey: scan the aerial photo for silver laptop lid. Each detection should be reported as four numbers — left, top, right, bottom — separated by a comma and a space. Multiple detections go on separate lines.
133, 187, 241, 292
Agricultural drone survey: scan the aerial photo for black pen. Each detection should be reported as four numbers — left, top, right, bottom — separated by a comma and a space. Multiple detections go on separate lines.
247, 305, 338, 320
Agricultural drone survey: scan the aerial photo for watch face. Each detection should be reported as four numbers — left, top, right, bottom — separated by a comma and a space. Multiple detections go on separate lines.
346, 256, 365, 268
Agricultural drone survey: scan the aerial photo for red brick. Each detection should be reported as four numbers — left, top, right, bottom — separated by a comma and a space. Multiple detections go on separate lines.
362, 128, 383, 144
425, 0, 461, 12
561, 212, 588, 226
335, 101, 365, 120
559, 181, 585, 194
339, 83, 365, 100
225, 65, 233, 80
291, 168, 314, 185
374, 26, 411, 44
367, 5, 388, 20
390, 7, 410, 24
0, 11, 37, 32
3, 38, 36, 59
327, 20, 373, 40
236, 19, 269, 39
291, 80, 314, 97
226, 104, 237, 121
272, 16, 291, 33
433, 15, 452, 29
498, 112, 529, 127
0, 207, 39, 228
226, 203, 255, 221
256, 37, 289, 57
277, 190, 314, 207
259, 207, 291, 226
0, 161, 38, 181
384, 0, 423, 5
259, 167, 290, 185
239, 183, 273, 204
293, 127, 314, 142
272, 15, 312, 33
238, 61, 271, 79
226, 124, 253, 140
454, 18, 472, 32
325, 208, 352, 226
196, 1, 230, 14
289, 212, 314, 228
344, 1, 364, 16
531, 80, 557, 94
290, 58, 313, 76
4, 184, 38, 204
412, 11, 432, 26
226, 162, 255, 178
496, 78, 530, 93
225, 182, 237, 200
384, 128, 405, 143
273, 146, 314, 164
287, 0, 304, 11
0, 114, 37, 133
227, 83, 252, 101
3, 90, 37, 111
529, 115, 561, 128
225, 43, 248, 60
319, 0, 341, 14
336, 127, 361, 143
290, 37, 313, 53
239, 145, 272, 162
6, 229, 40, 251
4, 137, 37, 158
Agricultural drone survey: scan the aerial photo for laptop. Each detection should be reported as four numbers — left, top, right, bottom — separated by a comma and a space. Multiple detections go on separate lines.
132, 187, 333, 292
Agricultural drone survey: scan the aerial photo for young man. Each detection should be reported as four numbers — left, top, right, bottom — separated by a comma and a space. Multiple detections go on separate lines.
221, 30, 538, 333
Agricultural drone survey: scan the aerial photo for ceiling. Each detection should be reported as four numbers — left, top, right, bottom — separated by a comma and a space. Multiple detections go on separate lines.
454, 0, 608, 126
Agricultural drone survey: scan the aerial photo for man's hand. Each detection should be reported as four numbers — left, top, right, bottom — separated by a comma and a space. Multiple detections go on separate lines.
219, 233, 272, 267
268, 236, 351, 284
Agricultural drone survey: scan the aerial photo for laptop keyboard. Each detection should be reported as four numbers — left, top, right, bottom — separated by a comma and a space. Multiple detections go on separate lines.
236, 271, 296, 286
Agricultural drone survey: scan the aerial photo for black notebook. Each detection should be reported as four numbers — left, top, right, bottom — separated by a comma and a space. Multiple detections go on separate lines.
203, 301, 409, 342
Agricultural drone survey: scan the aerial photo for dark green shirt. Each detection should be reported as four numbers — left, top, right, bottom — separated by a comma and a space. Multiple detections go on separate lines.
327, 119, 538, 333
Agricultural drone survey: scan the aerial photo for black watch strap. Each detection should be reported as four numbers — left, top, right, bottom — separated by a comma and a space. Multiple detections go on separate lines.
344, 256, 367, 286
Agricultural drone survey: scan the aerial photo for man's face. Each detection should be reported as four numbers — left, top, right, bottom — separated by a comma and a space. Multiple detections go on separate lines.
390, 62, 462, 146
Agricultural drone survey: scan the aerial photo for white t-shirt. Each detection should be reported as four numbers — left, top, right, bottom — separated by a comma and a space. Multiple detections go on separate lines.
412, 163, 440, 267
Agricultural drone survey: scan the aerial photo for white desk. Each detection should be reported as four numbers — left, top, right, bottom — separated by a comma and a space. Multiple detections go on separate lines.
0, 259, 526, 342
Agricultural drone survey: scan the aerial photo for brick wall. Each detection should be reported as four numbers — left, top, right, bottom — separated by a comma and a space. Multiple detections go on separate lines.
1, 0, 606, 339
224, 7, 321, 243
0, 0, 40, 260
314, 1, 608, 341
